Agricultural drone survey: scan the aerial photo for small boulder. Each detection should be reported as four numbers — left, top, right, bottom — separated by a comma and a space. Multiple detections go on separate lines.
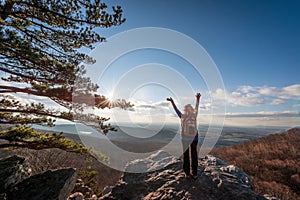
102, 186, 112, 196
68, 192, 84, 200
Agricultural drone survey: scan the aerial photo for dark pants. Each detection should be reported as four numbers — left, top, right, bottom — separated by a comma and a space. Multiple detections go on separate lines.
182, 134, 198, 176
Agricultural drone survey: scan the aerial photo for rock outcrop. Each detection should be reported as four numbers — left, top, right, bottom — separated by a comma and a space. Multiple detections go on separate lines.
101, 151, 267, 200
7, 168, 77, 200
0, 152, 277, 200
0, 155, 31, 193
0, 155, 78, 200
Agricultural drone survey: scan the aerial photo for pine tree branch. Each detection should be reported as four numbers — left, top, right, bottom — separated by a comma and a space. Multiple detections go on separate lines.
0, 108, 70, 120
0, 126, 89, 153
0, 85, 52, 97
0, 65, 59, 84
17, 1, 116, 26
9, 22, 76, 56
0, 143, 23, 149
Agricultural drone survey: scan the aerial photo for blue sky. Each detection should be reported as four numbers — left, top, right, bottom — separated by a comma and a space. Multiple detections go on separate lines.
1, 0, 299, 127
100, 0, 300, 88
84, 0, 299, 127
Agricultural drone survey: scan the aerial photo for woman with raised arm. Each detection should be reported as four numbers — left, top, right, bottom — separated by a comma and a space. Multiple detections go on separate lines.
167, 93, 201, 179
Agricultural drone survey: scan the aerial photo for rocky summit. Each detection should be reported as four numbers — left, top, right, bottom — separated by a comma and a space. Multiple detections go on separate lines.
101, 151, 267, 200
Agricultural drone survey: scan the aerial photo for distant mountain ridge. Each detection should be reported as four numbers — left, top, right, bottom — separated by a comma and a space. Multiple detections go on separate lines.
31, 123, 287, 147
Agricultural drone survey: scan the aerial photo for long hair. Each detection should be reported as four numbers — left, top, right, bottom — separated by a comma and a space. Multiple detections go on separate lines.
183, 104, 195, 116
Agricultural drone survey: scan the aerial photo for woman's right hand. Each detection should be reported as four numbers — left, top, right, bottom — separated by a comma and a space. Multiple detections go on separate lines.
166, 97, 173, 102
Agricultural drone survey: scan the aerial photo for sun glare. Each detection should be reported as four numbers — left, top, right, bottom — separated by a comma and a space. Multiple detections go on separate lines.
106, 92, 114, 101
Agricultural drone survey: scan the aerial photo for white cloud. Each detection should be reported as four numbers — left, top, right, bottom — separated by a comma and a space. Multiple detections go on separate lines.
200, 103, 212, 110
133, 100, 170, 110
271, 99, 285, 105
213, 84, 300, 107
280, 84, 300, 99
237, 85, 256, 93
250, 84, 300, 99
256, 86, 275, 96
213, 88, 264, 106
132, 98, 214, 112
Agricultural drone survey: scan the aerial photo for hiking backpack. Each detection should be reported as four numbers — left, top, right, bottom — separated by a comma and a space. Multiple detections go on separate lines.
181, 112, 197, 137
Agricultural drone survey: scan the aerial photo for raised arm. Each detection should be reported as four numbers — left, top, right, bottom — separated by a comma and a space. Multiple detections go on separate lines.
195, 93, 201, 116
166, 97, 182, 118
